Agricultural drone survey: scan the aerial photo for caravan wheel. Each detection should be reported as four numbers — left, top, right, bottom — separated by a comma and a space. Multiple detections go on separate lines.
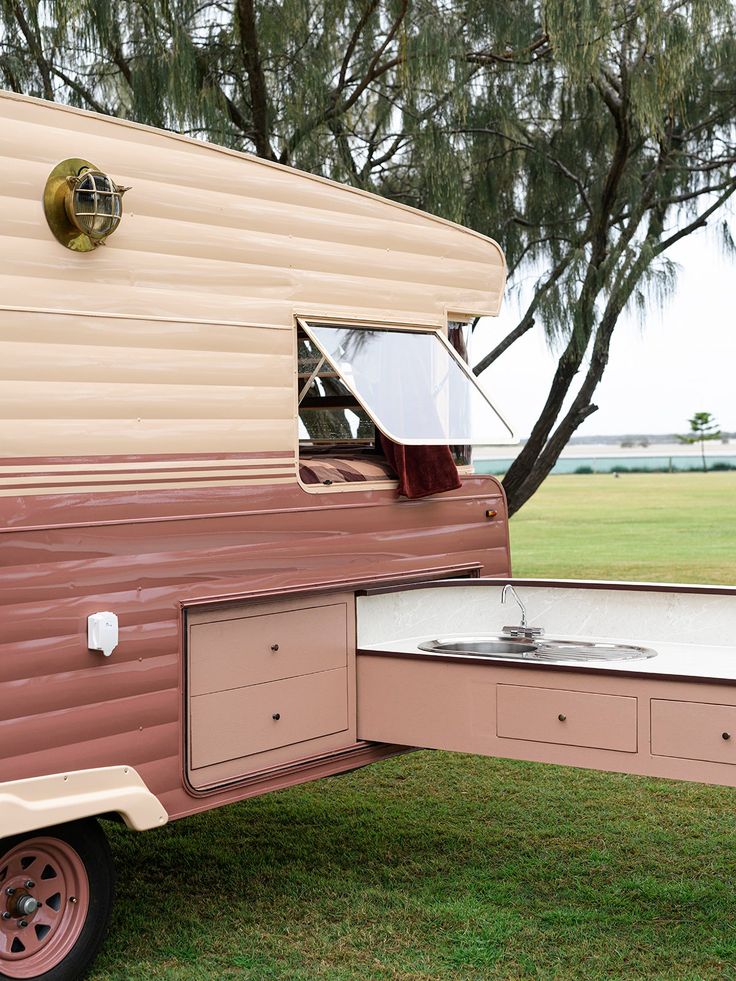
0, 819, 114, 981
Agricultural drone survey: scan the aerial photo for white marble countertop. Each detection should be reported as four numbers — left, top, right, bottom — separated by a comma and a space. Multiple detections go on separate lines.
359, 633, 736, 681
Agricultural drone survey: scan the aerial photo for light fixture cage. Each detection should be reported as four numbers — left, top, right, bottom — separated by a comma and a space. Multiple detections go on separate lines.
43, 158, 131, 252
66, 169, 125, 240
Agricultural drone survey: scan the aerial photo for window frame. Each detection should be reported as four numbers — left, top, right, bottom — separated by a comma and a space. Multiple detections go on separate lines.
296, 317, 516, 447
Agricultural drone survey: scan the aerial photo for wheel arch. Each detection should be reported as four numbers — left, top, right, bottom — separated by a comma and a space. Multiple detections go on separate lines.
0, 766, 168, 839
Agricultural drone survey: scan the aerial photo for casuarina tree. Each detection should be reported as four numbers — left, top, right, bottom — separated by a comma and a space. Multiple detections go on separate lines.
1, 0, 734, 512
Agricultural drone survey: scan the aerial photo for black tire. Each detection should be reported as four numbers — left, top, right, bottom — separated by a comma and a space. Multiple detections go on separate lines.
0, 818, 115, 981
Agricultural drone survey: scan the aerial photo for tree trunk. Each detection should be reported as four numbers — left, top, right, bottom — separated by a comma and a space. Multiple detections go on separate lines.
501, 336, 589, 507
502, 279, 632, 515
236, 0, 275, 160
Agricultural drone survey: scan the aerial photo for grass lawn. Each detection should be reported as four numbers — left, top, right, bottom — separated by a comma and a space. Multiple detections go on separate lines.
91, 473, 736, 981
510, 472, 736, 585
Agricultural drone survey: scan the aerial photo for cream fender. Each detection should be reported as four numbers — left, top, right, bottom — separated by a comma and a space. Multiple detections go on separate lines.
0, 766, 168, 838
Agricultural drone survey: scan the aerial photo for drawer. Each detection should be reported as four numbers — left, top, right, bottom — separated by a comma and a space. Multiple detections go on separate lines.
189, 603, 347, 695
651, 699, 736, 764
190, 667, 348, 769
497, 684, 638, 753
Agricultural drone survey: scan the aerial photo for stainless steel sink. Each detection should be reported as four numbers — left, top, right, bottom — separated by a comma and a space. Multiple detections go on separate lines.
418, 638, 538, 657
533, 638, 657, 662
417, 635, 657, 663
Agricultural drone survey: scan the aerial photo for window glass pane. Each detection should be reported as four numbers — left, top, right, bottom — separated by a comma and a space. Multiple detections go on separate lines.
300, 322, 514, 445
298, 401, 374, 442
298, 335, 374, 444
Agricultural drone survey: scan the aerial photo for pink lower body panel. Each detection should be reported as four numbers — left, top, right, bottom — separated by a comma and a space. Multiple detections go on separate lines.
356, 652, 736, 789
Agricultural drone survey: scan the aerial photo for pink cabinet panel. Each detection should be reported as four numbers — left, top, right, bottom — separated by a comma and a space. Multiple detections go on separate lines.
189, 603, 348, 695
357, 646, 736, 788
651, 699, 736, 764
496, 684, 638, 753
190, 667, 349, 770
186, 592, 357, 791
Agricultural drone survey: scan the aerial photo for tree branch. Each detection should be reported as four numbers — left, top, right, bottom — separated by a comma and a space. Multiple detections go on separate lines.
338, 1, 380, 91
280, 0, 407, 163
0, 55, 22, 92
48, 66, 107, 114
466, 32, 550, 67
473, 251, 576, 375
235, 0, 275, 160
11, 1, 54, 100
654, 182, 736, 255
456, 127, 594, 216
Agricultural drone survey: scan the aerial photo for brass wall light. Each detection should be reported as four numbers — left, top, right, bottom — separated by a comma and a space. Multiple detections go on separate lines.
43, 158, 130, 252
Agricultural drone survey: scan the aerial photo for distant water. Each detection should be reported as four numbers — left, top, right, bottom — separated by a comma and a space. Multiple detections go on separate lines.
474, 454, 736, 476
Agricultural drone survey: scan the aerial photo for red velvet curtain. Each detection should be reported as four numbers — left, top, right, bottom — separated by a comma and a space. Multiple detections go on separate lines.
379, 433, 461, 499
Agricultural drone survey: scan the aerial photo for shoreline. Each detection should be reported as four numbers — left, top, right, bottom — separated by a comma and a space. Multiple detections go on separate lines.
476, 441, 734, 461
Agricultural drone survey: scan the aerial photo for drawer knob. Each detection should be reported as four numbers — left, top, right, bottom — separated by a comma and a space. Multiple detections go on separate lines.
723, 731, 731, 740
558, 713, 567, 722
272, 712, 281, 721
270, 643, 279, 652
485, 509, 497, 519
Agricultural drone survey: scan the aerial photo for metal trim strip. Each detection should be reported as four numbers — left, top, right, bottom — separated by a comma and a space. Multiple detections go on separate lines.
356, 576, 736, 598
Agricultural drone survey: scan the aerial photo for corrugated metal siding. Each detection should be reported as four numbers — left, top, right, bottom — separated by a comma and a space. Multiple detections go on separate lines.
0, 478, 510, 818
0, 92, 512, 818
0, 92, 505, 475
0, 92, 505, 329
0, 307, 295, 466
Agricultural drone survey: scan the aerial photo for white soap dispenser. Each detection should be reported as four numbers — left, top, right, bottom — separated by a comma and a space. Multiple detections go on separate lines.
87, 611, 119, 657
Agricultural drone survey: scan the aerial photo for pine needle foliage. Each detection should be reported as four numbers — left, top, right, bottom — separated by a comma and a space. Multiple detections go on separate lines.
1, 0, 734, 512
678, 411, 723, 471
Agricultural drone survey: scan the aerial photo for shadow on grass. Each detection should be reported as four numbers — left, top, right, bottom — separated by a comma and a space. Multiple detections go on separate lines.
91, 752, 736, 980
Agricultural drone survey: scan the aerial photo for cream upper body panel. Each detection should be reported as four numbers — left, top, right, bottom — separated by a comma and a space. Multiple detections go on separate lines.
0, 90, 505, 327
0, 90, 506, 475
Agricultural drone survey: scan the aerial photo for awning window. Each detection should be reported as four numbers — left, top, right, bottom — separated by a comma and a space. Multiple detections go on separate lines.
298, 320, 515, 446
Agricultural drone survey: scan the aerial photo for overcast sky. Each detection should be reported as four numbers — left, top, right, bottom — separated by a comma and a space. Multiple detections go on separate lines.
473, 215, 735, 441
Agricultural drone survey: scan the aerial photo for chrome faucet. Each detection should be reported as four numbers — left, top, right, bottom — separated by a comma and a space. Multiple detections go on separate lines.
501, 584, 544, 639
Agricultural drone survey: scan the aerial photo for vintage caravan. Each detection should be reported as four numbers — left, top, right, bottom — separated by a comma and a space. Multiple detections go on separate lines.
0, 91, 734, 980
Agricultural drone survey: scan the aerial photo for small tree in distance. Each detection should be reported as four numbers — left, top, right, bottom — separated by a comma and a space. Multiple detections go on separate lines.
678, 413, 722, 472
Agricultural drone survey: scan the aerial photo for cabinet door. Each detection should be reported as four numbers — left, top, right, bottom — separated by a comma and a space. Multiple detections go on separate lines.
187, 593, 356, 790
190, 603, 348, 695
191, 669, 349, 768
651, 699, 736, 764
357, 654, 638, 758
497, 685, 637, 752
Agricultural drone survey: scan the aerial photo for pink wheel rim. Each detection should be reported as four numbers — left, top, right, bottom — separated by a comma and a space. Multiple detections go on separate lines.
0, 837, 90, 979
